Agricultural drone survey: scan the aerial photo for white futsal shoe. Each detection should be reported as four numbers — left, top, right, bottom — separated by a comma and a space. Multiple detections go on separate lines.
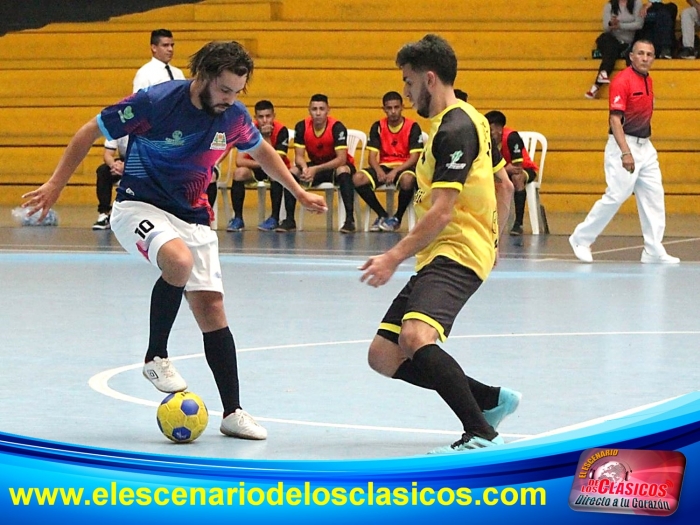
569, 235, 593, 263
220, 409, 268, 440
641, 250, 680, 264
142, 357, 187, 393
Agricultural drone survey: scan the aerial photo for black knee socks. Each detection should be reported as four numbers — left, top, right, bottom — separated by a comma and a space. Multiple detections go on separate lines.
203, 327, 241, 417
145, 277, 185, 362
395, 187, 414, 222
231, 181, 246, 218
514, 190, 526, 225
355, 184, 387, 218
396, 344, 497, 439
393, 358, 500, 411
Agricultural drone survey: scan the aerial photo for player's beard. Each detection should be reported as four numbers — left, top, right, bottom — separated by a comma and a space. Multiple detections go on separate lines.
199, 82, 230, 116
415, 84, 431, 119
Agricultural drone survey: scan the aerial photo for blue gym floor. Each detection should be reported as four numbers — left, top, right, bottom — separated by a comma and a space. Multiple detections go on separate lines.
1, 221, 698, 460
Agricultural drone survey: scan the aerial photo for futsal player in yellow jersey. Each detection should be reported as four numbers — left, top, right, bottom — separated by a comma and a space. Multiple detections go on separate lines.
360, 34, 521, 454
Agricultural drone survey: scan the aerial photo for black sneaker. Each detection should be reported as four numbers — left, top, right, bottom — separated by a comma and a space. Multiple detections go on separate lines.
339, 221, 356, 234
679, 47, 697, 59
275, 219, 296, 232
92, 213, 110, 230
510, 223, 523, 236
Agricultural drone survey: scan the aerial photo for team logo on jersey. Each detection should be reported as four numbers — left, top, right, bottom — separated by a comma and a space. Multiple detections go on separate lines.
414, 188, 426, 204
166, 130, 185, 146
118, 106, 134, 123
613, 95, 622, 104
210, 132, 227, 150
446, 150, 467, 170
338, 131, 346, 141
514, 144, 521, 154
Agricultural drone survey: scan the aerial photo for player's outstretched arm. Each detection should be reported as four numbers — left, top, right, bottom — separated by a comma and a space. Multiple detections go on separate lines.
250, 140, 327, 213
22, 118, 103, 221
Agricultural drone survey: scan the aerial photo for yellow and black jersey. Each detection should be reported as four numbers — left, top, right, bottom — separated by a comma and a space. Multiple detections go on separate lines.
414, 100, 497, 280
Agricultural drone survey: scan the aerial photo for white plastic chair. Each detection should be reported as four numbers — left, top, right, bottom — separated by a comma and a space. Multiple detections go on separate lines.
298, 129, 366, 231
518, 131, 548, 235
360, 131, 425, 231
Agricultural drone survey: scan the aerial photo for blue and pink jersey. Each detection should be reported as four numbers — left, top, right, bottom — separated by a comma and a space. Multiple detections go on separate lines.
97, 80, 262, 225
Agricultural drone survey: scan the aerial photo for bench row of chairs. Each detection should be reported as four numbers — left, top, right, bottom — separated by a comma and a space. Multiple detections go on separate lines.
214, 129, 548, 234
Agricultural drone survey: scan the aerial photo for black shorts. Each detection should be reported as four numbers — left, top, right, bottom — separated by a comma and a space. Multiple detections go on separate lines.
295, 161, 356, 187
377, 256, 483, 344
359, 165, 416, 190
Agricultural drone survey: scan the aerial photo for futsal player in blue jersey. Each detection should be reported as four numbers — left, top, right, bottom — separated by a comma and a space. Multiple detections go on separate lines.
22, 41, 327, 441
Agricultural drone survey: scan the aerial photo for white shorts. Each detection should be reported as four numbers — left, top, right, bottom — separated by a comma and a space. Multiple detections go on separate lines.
111, 201, 224, 294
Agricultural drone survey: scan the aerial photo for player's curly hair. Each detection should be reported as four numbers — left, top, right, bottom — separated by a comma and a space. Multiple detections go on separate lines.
189, 41, 254, 83
395, 34, 457, 85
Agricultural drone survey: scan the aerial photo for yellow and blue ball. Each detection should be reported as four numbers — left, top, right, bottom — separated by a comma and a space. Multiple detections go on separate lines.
156, 391, 209, 443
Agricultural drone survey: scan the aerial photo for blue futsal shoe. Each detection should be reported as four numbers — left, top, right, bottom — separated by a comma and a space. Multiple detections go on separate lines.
226, 217, 244, 232
483, 387, 522, 429
428, 433, 504, 455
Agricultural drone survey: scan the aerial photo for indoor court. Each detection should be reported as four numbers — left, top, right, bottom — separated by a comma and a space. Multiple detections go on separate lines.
1, 211, 698, 460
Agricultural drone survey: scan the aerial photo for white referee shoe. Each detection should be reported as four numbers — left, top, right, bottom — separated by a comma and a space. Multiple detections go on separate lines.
220, 409, 268, 440
142, 357, 187, 393
641, 250, 680, 264
569, 235, 593, 263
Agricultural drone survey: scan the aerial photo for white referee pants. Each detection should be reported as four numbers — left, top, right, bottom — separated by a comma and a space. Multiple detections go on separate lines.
572, 135, 668, 257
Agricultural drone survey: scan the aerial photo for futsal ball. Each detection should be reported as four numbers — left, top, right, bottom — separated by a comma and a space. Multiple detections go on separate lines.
156, 391, 209, 443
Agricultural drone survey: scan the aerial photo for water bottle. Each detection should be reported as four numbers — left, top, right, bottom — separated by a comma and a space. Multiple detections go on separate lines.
11, 206, 58, 226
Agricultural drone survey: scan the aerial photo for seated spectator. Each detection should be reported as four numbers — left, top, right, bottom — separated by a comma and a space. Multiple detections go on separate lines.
637, 1, 678, 58
355, 91, 422, 232
92, 136, 128, 230
226, 100, 291, 232
586, 0, 644, 99
485, 110, 539, 236
679, 1, 700, 58
282, 94, 357, 233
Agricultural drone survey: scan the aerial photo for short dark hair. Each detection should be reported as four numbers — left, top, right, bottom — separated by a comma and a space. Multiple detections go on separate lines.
151, 29, 173, 46
454, 89, 468, 102
382, 91, 403, 105
485, 110, 507, 127
395, 34, 457, 85
309, 93, 329, 104
189, 41, 254, 82
254, 100, 274, 113
632, 38, 655, 52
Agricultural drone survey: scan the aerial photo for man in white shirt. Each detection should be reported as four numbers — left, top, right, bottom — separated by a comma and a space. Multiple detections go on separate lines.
132, 29, 185, 93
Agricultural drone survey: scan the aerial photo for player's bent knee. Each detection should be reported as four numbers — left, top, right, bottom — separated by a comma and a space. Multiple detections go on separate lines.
157, 239, 194, 286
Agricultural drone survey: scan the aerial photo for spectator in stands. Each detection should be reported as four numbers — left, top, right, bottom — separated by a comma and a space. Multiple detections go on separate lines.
679, 1, 700, 58
133, 29, 185, 92
280, 94, 357, 233
92, 136, 128, 230
586, 0, 644, 99
637, 1, 678, 58
485, 111, 538, 236
355, 91, 422, 232
226, 100, 291, 232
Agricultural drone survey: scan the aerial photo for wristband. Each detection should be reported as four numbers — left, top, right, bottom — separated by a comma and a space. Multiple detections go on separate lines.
621, 152, 632, 159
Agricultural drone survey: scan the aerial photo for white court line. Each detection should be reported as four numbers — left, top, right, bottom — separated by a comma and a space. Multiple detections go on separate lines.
89, 329, 700, 441
521, 395, 681, 442
591, 237, 700, 256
